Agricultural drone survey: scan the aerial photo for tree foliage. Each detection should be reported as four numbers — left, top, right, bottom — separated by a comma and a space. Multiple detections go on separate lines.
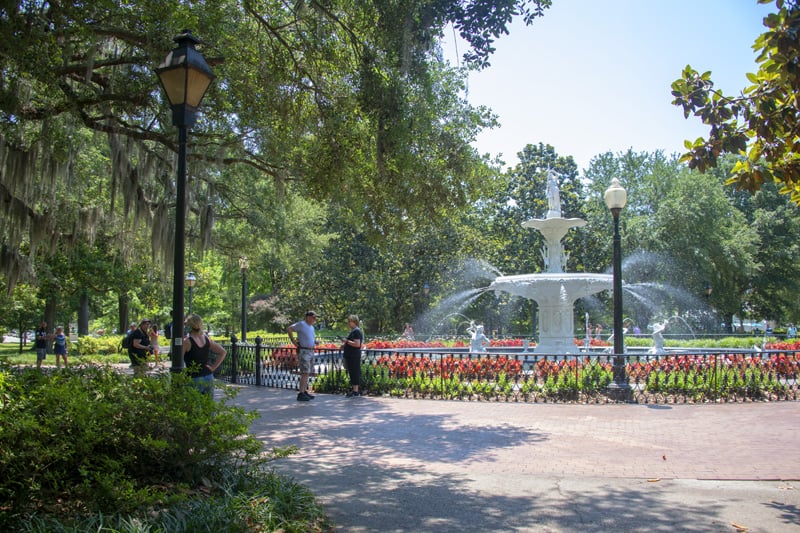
1, 0, 545, 288
0, 0, 551, 331
671, 0, 800, 205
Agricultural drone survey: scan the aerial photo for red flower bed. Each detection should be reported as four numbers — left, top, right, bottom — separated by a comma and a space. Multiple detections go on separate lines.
375, 353, 523, 380
366, 339, 449, 350
765, 340, 800, 351
365, 338, 533, 350
535, 357, 612, 377
574, 338, 611, 347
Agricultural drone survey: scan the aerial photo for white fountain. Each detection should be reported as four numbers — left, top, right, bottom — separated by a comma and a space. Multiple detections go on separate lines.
489, 170, 613, 353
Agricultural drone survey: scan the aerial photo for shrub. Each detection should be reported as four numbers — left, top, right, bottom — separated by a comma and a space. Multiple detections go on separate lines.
73, 335, 123, 356
0, 364, 263, 525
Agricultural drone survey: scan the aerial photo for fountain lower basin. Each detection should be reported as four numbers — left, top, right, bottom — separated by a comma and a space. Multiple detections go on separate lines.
489, 273, 613, 353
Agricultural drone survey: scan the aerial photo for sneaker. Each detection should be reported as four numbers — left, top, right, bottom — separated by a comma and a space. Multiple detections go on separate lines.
346, 391, 361, 397
302, 391, 315, 399
297, 393, 311, 402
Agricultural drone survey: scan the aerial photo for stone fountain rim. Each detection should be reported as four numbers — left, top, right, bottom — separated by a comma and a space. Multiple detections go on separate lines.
492, 272, 613, 282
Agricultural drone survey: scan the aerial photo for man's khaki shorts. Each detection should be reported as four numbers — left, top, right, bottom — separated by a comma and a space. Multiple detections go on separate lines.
298, 348, 314, 374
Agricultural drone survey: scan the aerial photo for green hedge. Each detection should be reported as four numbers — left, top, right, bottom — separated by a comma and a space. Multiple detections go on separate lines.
0, 365, 262, 524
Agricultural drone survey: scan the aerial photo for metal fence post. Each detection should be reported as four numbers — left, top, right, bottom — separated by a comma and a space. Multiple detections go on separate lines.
255, 336, 263, 387
230, 334, 238, 385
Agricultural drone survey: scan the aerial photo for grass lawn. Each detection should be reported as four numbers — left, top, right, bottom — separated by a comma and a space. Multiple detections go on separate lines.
0, 341, 129, 366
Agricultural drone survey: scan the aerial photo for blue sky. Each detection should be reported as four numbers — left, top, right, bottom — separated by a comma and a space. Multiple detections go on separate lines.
441, 0, 774, 171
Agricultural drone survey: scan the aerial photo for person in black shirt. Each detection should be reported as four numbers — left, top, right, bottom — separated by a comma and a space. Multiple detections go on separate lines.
341, 314, 364, 397
183, 314, 227, 397
129, 318, 152, 377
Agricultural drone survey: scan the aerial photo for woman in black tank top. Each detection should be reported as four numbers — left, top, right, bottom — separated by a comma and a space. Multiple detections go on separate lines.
182, 314, 227, 396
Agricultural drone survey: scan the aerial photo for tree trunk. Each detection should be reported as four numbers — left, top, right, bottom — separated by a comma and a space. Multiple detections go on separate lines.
118, 294, 129, 334
78, 292, 89, 336
44, 297, 57, 335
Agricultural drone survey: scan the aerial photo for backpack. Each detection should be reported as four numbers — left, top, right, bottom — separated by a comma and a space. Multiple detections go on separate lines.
121, 330, 134, 350
164, 322, 172, 339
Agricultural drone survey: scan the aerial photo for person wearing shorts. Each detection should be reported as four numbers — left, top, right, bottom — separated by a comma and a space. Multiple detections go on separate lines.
53, 326, 68, 368
128, 318, 152, 378
287, 311, 318, 401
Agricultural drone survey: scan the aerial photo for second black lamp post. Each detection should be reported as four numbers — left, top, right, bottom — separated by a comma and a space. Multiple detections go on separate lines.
604, 177, 628, 390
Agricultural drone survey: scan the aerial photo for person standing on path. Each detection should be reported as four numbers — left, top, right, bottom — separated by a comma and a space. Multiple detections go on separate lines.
182, 314, 227, 396
128, 318, 152, 378
35, 321, 49, 370
287, 311, 318, 402
341, 314, 364, 397
148, 323, 161, 368
53, 326, 68, 368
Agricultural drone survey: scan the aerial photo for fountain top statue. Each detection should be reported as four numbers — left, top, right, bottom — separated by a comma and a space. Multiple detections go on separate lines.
546, 169, 562, 219
522, 169, 586, 274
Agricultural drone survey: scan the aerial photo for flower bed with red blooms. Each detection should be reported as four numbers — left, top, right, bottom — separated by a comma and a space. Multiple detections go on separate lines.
365, 338, 529, 350
375, 353, 524, 380
535, 357, 613, 378
366, 339, 451, 350
575, 338, 612, 347
243, 338, 799, 403
765, 340, 800, 351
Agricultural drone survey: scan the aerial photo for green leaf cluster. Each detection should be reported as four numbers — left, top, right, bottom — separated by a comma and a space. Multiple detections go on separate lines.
671, 0, 800, 204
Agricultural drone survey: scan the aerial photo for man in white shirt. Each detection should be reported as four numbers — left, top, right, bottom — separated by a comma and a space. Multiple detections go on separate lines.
287, 311, 318, 401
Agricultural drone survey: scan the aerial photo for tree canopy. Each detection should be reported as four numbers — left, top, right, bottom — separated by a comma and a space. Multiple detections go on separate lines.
671, 0, 800, 205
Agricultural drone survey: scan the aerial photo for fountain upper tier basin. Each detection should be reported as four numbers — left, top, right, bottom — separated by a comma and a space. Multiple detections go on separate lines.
489, 272, 613, 302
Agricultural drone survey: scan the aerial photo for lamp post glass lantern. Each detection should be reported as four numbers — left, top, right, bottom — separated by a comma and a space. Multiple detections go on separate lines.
156, 31, 215, 373
239, 257, 249, 342
604, 177, 628, 389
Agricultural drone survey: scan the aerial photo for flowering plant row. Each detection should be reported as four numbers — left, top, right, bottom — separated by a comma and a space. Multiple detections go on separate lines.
628, 352, 800, 379
765, 340, 800, 350
375, 353, 523, 380
348, 350, 797, 401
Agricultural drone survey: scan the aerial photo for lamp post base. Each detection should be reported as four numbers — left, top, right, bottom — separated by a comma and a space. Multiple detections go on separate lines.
607, 381, 632, 403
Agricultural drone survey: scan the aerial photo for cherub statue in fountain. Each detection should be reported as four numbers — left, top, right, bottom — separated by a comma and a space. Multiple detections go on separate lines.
649, 320, 668, 355
545, 169, 562, 219
467, 322, 490, 353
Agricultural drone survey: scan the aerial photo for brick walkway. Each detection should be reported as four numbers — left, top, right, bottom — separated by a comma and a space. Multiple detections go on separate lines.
231, 387, 800, 532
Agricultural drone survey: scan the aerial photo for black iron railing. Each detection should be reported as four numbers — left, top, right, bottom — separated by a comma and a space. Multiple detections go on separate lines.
215, 338, 799, 404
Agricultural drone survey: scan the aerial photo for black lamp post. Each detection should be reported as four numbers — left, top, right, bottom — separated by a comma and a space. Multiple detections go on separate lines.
156, 31, 215, 373
239, 257, 249, 342
604, 177, 628, 390
186, 271, 197, 314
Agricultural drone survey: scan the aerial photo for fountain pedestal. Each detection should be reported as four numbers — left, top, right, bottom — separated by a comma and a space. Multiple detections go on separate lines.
490, 273, 612, 353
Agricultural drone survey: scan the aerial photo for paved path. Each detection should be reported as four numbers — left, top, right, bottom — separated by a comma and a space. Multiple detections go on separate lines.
233, 387, 800, 532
